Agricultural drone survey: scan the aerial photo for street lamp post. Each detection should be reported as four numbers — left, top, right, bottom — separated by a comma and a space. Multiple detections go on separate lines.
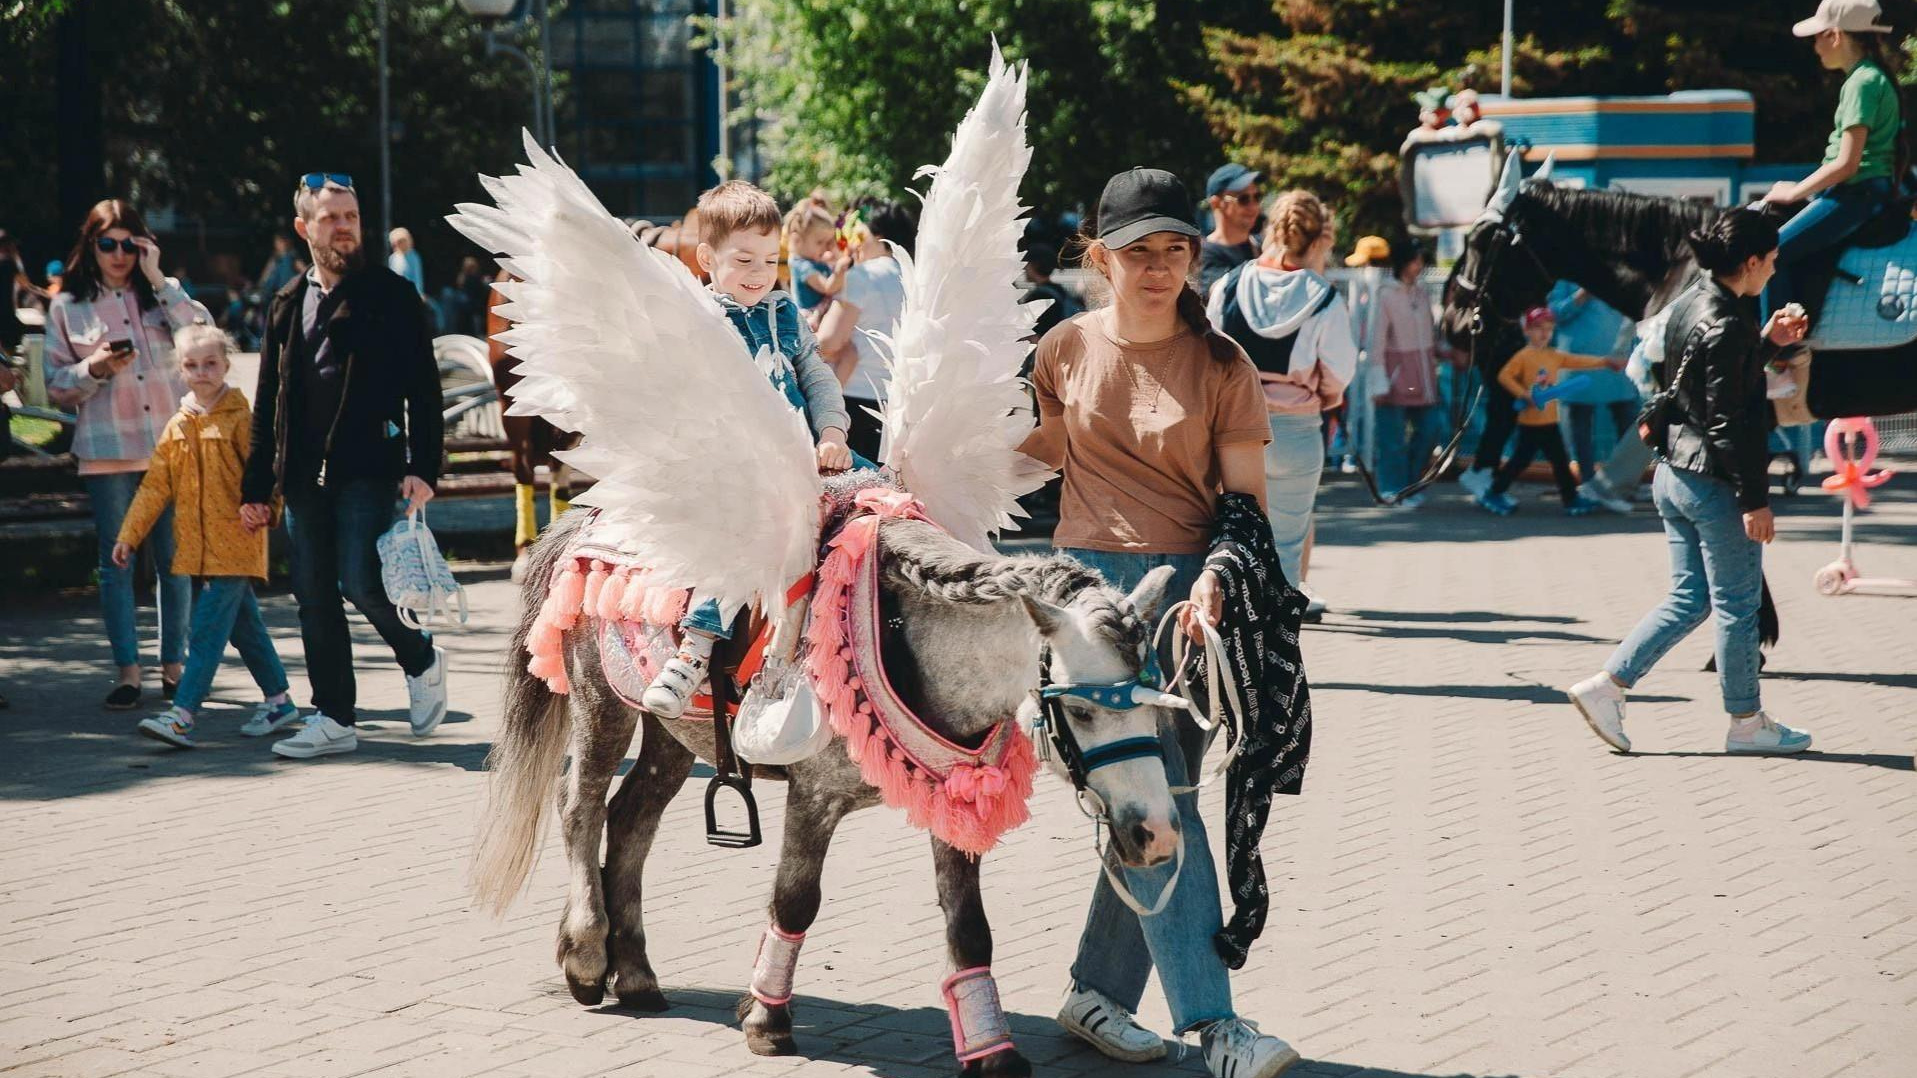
459, 0, 553, 146
1501, 0, 1514, 99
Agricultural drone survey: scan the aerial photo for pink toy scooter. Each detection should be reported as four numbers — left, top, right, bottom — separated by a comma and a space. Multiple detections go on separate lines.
1813, 418, 1917, 597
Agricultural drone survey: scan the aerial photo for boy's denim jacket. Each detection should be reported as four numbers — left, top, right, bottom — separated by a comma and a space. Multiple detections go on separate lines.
715, 289, 850, 442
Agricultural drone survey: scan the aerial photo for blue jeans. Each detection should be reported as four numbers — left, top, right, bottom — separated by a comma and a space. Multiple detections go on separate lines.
174, 577, 289, 713
1604, 465, 1764, 714
1764, 177, 1895, 318
85, 471, 190, 669
282, 478, 435, 725
1055, 547, 1233, 1034
1567, 400, 1639, 482
1263, 413, 1324, 586
1372, 403, 1447, 494
683, 599, 734, 641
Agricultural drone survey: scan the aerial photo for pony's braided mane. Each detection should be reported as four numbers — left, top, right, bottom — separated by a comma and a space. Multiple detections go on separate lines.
878, 520, 1144, 651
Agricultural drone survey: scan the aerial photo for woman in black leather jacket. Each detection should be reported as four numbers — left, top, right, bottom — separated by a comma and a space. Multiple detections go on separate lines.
1566, 208, 1814, 756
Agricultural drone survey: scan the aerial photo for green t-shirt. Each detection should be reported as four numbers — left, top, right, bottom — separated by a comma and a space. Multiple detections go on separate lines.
1825, 59, 1901, 182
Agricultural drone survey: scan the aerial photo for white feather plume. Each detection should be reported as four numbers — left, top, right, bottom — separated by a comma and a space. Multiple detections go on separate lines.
447, 132, 821, 622
878, 42, 1054, 552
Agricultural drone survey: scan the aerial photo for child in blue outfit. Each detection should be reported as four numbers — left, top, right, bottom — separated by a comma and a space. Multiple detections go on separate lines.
642, 180, 855, 719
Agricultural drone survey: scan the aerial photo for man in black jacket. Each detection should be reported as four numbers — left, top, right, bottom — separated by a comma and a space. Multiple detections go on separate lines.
241, 176, 447, 759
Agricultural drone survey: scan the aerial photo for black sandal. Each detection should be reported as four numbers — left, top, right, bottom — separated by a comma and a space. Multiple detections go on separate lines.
104, 683, 142, 710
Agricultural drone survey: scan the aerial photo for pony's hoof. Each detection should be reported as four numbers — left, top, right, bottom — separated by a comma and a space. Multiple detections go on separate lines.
565, 973, 607, 1007
616, 985, 670, 1012
960, 1049, 1032, 1078
745, 1030, 799, 1057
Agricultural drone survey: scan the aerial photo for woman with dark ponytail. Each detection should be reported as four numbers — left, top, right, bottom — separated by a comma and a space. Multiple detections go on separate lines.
1019, 167, 1301, 1078
1207, 189, 1357, 595
1567, 207, 1814, 757
1760, 0, 1904, 318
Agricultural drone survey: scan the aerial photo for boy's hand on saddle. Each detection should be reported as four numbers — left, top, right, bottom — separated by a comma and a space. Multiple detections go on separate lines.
816, 433, 853, 473
111, 541, 134, 569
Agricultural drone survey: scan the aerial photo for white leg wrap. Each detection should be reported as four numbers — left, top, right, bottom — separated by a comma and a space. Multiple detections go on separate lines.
749, 922, 804, 1006
941, 966, 1014, 1062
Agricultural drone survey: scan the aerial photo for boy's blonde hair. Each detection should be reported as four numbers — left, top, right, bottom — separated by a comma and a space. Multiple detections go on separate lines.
173, 324, 232, 363
697, 180, 782, 248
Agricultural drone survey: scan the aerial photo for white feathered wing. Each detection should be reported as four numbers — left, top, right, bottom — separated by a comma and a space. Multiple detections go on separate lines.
879, 44, 1053, 552
447, 132, 820, 623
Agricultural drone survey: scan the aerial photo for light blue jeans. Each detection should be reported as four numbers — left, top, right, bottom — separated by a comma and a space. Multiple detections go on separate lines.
683, 599, 734, 641
1604, 465, 1764, 714
1055, 547, 1233, 1034
1263, 412, 1324, 586
173, 577, 290, 714
85, 471, 190, 669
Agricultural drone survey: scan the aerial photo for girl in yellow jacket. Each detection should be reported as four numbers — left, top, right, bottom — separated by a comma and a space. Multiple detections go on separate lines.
114, 326, 298, 747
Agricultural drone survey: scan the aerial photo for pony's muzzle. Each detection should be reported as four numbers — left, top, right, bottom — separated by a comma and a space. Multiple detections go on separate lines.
1110, 805, 1181, 868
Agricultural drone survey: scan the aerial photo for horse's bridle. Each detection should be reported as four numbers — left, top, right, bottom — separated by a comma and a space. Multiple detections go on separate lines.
1031, 644, 1169, 795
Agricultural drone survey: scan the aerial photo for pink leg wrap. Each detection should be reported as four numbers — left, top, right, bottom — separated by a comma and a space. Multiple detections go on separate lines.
749, 923, 805, 1006
941, 966, 1014, 1063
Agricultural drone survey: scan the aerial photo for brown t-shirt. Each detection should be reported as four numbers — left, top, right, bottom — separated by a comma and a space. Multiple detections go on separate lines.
1022, 310, 1270, 554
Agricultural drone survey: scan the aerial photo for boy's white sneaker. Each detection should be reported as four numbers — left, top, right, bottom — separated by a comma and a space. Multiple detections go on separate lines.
1726, 712, 1813, 755
273, 714, 358, 759
1056, 986, 1166, 1062
136, 707, 196, 749
642, 647, 709, 720
1568, 672, 1631, 752
240, 700, 302, 737
1202, 1017, 1301, 1078
407, 646, 449, 736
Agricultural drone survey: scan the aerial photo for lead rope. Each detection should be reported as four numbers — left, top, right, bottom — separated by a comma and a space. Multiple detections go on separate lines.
1151, 601, 1249, 790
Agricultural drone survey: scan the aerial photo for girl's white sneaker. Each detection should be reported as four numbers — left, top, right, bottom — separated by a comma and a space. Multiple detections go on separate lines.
1568, 672, 1630, 752
1056, 986, 1166, 1062
1202, 1017, 1301, 1078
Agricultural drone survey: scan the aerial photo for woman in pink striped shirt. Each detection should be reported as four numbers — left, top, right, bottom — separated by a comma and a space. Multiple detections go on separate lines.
45, 200, 211, 710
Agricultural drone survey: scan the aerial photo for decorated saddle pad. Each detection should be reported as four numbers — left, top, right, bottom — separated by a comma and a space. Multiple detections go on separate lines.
1806, 222, 1917, 352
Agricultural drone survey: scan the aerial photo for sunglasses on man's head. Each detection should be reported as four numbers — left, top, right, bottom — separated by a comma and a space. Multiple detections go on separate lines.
301, 172, 355, 191
95, 238, 141, 255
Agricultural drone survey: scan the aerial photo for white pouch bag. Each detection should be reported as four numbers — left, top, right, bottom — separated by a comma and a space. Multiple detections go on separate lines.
732, 597, 831, 765
377, 507, 469, 631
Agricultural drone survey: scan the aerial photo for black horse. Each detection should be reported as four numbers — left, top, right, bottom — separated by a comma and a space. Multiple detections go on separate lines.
1442, 156, 1917, 420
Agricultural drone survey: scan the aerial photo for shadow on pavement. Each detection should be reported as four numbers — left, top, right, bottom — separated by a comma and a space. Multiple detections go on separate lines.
1313, 681, 1689, 705
1344, 608, 1585, 625
1763, 669, 1917, 690
589, 984, 1526, 1078
1308, 621, 1612, 646
1628, 749, 1913, 770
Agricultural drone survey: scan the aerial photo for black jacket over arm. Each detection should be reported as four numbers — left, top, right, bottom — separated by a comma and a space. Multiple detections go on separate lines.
1657, 277, 1777, 512
243, 267, 443, 504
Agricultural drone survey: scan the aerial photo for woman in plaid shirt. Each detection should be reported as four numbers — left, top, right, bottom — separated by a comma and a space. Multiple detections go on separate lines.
44, 199, 213, 710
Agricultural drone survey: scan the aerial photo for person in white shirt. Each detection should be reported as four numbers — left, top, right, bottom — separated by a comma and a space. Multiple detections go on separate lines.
817, 201, 913, 461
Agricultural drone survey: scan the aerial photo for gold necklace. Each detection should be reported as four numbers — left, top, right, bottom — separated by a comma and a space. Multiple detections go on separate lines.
1123, 346, 1176, 414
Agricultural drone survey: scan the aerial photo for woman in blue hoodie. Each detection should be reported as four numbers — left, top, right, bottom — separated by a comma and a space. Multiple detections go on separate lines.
1208, 190, 1358, 594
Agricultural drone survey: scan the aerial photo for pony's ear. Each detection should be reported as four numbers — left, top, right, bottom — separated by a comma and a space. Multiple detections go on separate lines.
1123, 564, 1178, 623
1019, 594, 1070, 637
1533, 152, 1557, 184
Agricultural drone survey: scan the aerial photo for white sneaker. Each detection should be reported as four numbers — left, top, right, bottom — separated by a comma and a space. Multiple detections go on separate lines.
1056, 986, 1166, 1063
1726, 712, 1813, 755
1578, 480, 1634, 515
1568, 672, 1630, 752
407, 646, 448, 737
1458, 467, 1493, 497
641, 647, 709, 720
1202, 1017, 1300, 1078
272, 714, 358, 758
1400, 492, 1427, 509
240, 699, 302, 737
136, 707, 197, 749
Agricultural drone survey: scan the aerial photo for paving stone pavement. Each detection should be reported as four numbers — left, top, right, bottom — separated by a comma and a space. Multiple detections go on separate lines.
3, 479, 1914, 1078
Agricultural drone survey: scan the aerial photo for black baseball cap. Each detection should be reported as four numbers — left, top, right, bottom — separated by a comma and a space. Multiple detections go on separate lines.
1096, 168, 1201, 249
1204, 163, 1262, 198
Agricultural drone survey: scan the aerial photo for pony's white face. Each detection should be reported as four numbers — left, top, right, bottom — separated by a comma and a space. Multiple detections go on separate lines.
1021, 566, 1182, 868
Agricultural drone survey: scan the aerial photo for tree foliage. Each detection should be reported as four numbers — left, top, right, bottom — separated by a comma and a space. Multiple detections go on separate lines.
1191, 1, 1907, 238
3, 0, 538, 284
710, 0, 1264, 211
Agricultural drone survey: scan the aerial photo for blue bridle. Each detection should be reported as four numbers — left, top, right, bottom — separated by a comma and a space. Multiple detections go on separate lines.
1034, 645, 1183, 792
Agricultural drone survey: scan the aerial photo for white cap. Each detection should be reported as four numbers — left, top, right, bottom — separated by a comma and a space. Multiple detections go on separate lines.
1793, 0, 1892, 36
